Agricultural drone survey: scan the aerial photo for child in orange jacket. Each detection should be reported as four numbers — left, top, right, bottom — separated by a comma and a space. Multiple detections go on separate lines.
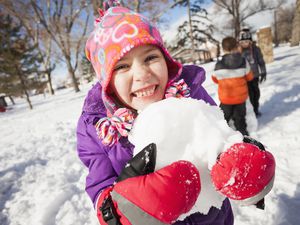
212, 37, 253, 135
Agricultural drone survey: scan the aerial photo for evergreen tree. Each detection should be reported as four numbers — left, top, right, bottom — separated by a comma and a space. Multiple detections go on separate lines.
0, 14, 45, 110
170, 0, 218, 63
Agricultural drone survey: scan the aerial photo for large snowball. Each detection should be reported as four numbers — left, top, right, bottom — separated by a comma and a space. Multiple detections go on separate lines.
129, 97, 243, 216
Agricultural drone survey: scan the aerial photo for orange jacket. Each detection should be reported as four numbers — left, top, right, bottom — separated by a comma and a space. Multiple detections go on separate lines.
212, 53, 253, 105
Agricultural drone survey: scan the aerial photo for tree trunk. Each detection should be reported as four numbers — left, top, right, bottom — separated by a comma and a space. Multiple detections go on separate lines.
133, 0, 141, 13
187, 0, 196, 63
19, 77, 33, 110
24, 89, 33, 110
8, 95, 15, 105
274, 10, 279, 47
233, 0, 241, 38
234, 19, 240, 38
46, 72, 55, 95
43, 37, 54, 95
17, 68, 33, 110
291, 0, 300, 46
66, 59, 80, 92
216, 42, 220, 61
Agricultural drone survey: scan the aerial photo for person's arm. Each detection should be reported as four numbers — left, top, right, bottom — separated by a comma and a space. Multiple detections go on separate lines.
182, 65, 217, 106
196, 84, 217, 106
256, 47, 267, 82
245, 60, 254, 81
96, 144, 201, 225
76, 113, 134, 206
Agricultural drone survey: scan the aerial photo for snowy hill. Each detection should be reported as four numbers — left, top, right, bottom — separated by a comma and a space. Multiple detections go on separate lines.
0, 45, 300, 225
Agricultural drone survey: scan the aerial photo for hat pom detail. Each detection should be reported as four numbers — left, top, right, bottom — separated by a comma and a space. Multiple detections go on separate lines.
95, 108, 135, 146
95, 0, 121, 25
103, 0, 121, 10
165, 79, 190, 99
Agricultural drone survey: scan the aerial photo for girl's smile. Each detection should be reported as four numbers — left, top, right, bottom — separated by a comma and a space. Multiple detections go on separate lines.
131, 84, 157, 98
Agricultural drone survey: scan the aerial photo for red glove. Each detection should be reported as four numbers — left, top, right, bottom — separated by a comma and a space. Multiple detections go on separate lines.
97, 143, 201, 224
211, 137, 275, 207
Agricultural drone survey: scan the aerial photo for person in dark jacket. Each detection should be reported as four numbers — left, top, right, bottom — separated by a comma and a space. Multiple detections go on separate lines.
76, 1, 275, 224
212, 37, 253, 136
239, 28, 267, 117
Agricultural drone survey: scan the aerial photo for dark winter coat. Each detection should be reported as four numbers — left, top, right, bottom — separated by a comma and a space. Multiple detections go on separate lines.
241, 44, 266, 78
76, 65, 234, 224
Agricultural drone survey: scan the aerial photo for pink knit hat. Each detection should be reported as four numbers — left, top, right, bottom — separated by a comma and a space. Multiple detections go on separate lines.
85, 5, 182, 115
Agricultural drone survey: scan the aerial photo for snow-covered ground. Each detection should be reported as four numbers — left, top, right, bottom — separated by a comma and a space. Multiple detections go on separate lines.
1, 45, 300, 225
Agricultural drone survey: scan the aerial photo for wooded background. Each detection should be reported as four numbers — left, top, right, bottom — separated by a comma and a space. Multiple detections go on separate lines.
0, 0, 299, 109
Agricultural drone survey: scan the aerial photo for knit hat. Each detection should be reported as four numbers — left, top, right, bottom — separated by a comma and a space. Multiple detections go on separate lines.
85, 4, 182, 115
85, 1, 185, 145
239, 28, 252, 41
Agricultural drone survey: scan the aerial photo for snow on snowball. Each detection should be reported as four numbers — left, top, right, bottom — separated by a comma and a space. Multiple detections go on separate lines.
129, 97, 243, 216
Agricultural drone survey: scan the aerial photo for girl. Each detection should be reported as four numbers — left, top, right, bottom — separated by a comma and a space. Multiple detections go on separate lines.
77, 1, 275, 224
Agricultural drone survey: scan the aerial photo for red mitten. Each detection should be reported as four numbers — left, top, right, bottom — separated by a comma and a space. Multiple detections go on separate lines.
211, 137, 275, 206
97, 144, 201, 224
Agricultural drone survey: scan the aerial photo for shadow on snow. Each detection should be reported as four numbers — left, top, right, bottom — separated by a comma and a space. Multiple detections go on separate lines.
274, 183, 300, 225
259, 84, 300, 127
0, 158, 47, 225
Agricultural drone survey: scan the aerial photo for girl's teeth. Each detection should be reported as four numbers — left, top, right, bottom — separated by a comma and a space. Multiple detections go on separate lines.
134, 86, 155, 97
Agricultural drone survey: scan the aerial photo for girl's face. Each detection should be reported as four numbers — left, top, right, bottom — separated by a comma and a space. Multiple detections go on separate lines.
239, 40, 251, 48
110, 45, 169, 111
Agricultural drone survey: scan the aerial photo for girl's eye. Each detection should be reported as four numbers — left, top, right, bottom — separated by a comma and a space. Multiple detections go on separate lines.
145, 55, 159, 62
113, 64, 129, 72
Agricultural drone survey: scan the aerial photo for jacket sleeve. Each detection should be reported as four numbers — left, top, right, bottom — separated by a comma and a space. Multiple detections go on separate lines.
256, 46, 266, 75
76, 113, 134, 206
182, 65, 216, 106
245, 60, 254, 81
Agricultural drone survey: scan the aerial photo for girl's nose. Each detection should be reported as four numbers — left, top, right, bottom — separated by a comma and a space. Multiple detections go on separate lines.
132, 63, 151, 82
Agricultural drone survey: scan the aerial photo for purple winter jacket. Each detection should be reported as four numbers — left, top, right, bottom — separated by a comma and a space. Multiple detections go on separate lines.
76, 65, 234, 225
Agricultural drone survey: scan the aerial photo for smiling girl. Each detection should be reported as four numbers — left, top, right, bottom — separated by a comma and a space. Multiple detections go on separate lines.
77, 1, 275, 224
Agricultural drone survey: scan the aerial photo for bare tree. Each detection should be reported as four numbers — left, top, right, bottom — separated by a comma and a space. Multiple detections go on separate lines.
291, 0, 300, 46
186, 0, 195, 60
212, 0, 284, 38
30, 0, 90, 92
120, 0, 171, 22
273, 6, 295, 45
89, 0, 178, 23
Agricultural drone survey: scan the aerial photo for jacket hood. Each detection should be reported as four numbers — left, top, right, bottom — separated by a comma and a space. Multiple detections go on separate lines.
82, 82, 106, 115
218, 53, 245, 70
